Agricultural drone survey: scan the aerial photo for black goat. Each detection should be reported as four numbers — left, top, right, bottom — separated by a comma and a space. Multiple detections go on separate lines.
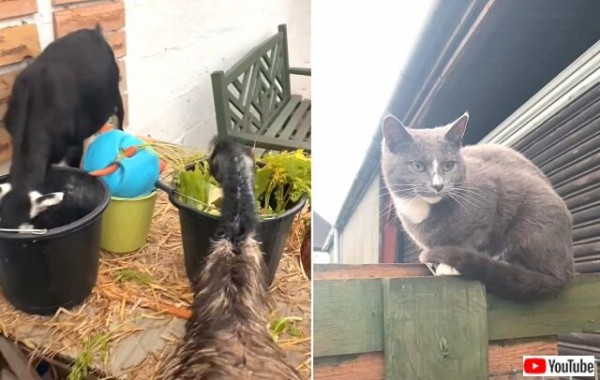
0, 24, 123, 230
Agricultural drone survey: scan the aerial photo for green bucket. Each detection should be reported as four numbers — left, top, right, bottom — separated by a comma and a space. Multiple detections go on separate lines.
100, 191, 157, 254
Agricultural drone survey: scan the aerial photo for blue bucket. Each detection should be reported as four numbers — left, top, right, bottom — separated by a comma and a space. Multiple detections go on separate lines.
82, 130, 160, 198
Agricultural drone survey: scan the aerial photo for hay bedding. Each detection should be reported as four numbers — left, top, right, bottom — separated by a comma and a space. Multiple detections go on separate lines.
0, 192, 312, 379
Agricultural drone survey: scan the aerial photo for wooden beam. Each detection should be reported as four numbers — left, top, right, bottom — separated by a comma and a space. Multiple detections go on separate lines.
0, 71, 18, 119
314, 269, 600, 358
104, 29, 125, 58
488, 336, 557, 376
52, 0, 91, 5
488, 274, 600, 340
0, 24, 41, 67
314, 352, 384, 380
0, 129, 12, 164
314, 263, 431, 281
313, 338, 558, 379
0, 71, 18, 162
314, 279, 383, 357
383, 277, 488, 379
53, 1, 125, 38
0, 0, 37, 21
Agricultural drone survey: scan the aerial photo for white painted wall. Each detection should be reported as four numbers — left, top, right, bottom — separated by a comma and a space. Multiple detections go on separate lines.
339, 177, 380, 264
313, 250, 331, 264
125, 0, 311, 150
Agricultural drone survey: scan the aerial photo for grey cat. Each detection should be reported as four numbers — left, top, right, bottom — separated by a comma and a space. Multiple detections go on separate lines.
381, 113, 573, 301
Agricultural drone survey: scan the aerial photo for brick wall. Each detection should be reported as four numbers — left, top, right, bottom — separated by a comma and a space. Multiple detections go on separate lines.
0, 0, 128, 164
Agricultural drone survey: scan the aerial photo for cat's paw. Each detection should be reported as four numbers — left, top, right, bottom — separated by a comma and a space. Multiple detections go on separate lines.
420, 248, 445, 264
435, 263, 461, 276
420, 247, 462, 270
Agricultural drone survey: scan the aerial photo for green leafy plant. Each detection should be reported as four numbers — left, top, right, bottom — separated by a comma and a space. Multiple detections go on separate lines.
255, 150, 311, 215
176, 159, 222, 215
268, 316, 303, 343
68, 334, 109, 380
113, 268, 153, 286
175, 150, 311, 217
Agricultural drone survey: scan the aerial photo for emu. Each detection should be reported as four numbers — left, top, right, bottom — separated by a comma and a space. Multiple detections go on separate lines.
159, 140, 301, 380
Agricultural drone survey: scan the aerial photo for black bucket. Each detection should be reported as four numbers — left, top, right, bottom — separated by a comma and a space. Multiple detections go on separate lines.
0, 167, 110, 315
157, 181, 305, 286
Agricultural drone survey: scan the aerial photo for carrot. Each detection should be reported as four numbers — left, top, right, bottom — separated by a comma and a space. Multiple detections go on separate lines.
99, 123, 113, 133
89, 163, 119, 177
122, 146, 137, 157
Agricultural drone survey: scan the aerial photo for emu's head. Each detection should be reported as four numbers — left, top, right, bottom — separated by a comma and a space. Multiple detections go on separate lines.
0, 183, 64, 230
209, 139, 255, 186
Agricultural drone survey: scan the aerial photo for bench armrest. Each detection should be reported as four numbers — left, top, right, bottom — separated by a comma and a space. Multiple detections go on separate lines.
290, 67, 311, 76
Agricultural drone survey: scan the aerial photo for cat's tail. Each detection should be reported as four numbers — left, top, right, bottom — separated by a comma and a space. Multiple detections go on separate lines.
423, 247, 573, 301
209, 138, 258, 252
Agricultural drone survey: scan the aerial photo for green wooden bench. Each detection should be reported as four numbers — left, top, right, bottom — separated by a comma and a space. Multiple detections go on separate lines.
211, 24, 311, 152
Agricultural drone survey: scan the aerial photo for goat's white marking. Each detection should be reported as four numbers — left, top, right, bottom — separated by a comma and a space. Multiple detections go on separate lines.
29, 191, 64, 219
56, 159, 68, 167
432, 159, 443, 188
18, 223, 34, 231
435, 263, 461, 276
29, 191, 42, 200
0, 183, 11, 201
391, 194, 431, 224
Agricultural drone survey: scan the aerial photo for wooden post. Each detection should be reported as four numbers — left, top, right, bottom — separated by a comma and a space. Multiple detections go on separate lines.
314, 265, 600, 379
383, 277, 489, 379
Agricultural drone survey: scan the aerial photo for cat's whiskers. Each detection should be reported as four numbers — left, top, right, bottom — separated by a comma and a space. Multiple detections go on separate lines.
447, 192, 471, 216
449, 191, 479, 210
453, 186, 487, 201
370, 187, 416, 203
448, 189, 483, 212
451, 188, 486, 208
382, 186, 421, 197
379, 202, 397, 218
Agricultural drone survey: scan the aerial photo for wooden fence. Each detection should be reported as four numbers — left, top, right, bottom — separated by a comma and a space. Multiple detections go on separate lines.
313, 264, 600, 379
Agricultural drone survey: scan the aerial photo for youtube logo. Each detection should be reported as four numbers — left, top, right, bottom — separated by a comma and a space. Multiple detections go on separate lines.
522, 356, 596, 377
523, 358, 546, 374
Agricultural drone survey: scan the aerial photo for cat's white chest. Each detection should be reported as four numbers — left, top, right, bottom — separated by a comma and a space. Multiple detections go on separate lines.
391, 196, 432, 224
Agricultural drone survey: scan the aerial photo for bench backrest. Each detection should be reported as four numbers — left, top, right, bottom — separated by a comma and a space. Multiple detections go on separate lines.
211, 24, 292, 139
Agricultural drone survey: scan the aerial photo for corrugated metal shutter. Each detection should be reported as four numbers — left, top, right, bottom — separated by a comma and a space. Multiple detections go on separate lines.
481, 41, 600, 366
482, 40, 600, 272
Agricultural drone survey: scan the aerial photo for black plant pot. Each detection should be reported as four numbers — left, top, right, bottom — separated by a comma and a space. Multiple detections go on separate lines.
0, 167, 110, 315
157, 180, 305, 286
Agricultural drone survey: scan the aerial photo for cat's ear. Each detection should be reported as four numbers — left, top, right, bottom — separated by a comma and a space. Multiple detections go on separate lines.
444, 112, 469, 145
383, 114, 412, 150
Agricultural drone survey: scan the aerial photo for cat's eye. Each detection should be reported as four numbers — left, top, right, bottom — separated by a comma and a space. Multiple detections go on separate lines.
410, 161, 426, 172
443, 161, 456, 171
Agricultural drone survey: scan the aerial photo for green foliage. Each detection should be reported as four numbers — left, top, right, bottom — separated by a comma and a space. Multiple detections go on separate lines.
176, 159, 221, 216
114, 268, 153, 286
269, 316, 303, 343
68, 334, 109, 380
255, 150, 311, 215
175, 150, 311, 217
